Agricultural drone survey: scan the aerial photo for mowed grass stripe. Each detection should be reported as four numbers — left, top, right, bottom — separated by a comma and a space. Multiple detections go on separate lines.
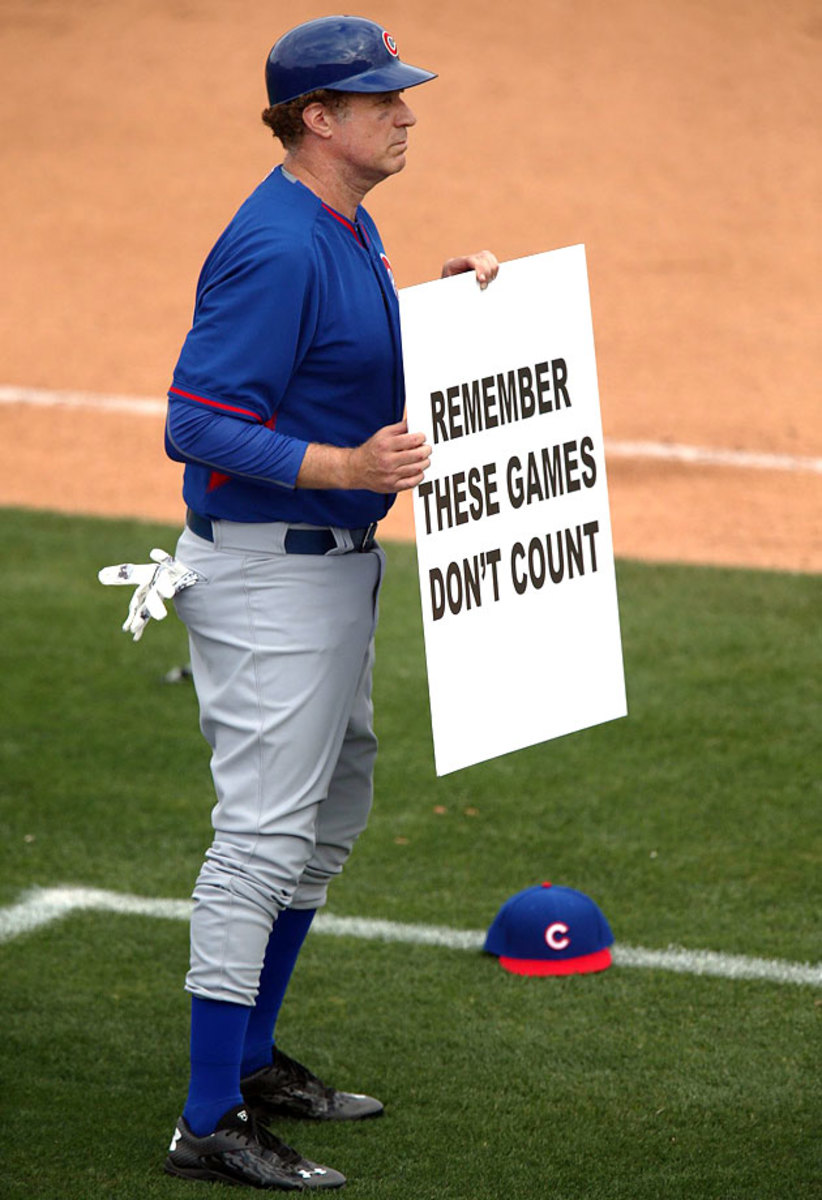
3, 886, 820, 987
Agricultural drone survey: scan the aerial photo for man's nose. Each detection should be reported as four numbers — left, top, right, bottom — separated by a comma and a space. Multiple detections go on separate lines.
397, 99, 416, 127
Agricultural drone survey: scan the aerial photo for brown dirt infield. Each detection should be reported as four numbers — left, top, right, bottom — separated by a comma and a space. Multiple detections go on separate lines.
1, 0, 819, 572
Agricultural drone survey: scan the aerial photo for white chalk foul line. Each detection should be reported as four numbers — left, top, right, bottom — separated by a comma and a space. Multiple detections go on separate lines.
0, 886, 191, 943
604, 439, 822, 476
1, 385, 821, 476
1, 887, 820, 988
0, 384, 167, 417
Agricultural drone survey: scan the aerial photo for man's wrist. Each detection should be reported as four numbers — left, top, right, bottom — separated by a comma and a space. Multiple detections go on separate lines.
296, 442, 356, 490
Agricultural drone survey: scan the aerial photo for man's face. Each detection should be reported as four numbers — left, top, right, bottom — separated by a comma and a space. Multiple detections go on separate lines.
326, 91, 417, 185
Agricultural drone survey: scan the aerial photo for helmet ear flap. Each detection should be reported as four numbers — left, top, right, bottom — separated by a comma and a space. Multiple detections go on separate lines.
265, 15, 436, 106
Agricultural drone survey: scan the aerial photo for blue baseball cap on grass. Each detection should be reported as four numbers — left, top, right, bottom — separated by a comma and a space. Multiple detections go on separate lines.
484, 882, 614, 976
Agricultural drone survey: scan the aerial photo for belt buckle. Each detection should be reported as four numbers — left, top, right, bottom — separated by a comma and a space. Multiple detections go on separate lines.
359, 522, 378, 552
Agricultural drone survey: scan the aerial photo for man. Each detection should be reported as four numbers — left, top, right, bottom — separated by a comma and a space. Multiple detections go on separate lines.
162, 15, 498, 1190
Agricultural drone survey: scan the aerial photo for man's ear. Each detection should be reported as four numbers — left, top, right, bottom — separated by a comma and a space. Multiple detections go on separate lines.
301, 102, 334, 140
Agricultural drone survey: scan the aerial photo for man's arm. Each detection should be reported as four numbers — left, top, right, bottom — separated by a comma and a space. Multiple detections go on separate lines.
297, 419, 431, 493
168, 400, 429, 496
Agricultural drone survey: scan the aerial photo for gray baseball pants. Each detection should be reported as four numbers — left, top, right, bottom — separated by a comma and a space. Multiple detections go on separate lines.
174, 520, 384, 1006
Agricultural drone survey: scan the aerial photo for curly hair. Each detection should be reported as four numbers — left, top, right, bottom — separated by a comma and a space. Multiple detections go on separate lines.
261, 90, 350, 149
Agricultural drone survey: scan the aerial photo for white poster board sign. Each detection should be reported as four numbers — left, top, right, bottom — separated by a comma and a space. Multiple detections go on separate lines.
399, 245, 627, 776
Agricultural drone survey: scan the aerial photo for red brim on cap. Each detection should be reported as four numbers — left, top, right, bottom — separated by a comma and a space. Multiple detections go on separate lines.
498, 947, 613, 976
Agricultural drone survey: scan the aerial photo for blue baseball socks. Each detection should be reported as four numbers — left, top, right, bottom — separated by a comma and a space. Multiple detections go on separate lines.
183, 995, 251, 1136
183, 906, 316, 1135
242, 906, 316, 1076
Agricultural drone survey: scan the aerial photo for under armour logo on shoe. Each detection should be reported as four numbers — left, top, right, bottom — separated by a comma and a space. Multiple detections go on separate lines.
237, 1108, 249, 1122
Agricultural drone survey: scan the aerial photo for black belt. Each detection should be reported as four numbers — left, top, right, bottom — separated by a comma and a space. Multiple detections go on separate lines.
186, 508, 377, 554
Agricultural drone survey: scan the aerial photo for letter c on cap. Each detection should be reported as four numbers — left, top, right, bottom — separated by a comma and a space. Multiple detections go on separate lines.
545, 921, 570, 951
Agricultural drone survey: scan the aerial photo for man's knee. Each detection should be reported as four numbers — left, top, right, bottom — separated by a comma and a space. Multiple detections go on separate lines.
196, 830, 317, 916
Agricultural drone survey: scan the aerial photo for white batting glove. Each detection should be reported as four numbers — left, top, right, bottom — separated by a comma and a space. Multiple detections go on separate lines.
98, 548, 200, 642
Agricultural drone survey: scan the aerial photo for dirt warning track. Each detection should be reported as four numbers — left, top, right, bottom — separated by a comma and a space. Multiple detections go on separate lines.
0, 0, 819, 572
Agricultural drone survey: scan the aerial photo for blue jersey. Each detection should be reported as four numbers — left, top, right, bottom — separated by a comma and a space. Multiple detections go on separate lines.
165, 165, 405, 526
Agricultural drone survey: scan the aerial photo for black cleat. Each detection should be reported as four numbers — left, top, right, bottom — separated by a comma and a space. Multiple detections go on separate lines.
242, 1048, 384, 1122
164, 1103, 346, 1189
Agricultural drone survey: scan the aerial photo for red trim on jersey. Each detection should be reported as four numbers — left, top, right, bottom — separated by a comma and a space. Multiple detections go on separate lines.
207, 471, 230, 493
169, 386, 263, 423
176, 400, 278, 494
321, 203, 366, 246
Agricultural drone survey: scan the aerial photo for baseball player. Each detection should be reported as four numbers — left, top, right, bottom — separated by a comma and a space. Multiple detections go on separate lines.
155, 15, 497, 1191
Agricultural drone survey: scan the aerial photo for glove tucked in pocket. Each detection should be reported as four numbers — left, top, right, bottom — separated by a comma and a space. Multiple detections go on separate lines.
98, 548, 201, 641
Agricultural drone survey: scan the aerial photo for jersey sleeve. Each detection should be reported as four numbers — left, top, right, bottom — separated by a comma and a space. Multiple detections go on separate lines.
165, 224, 320, 487
165, 396, 308, 489
171, 227, 321, 424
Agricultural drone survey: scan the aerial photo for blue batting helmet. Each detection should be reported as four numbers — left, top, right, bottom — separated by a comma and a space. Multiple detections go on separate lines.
265, 15, 437, 106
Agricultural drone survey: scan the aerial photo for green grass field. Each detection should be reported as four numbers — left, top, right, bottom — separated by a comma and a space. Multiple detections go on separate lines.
1, 508, 819, 1199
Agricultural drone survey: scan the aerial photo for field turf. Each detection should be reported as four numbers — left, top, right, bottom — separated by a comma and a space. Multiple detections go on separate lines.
0, 508, 819, 1198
